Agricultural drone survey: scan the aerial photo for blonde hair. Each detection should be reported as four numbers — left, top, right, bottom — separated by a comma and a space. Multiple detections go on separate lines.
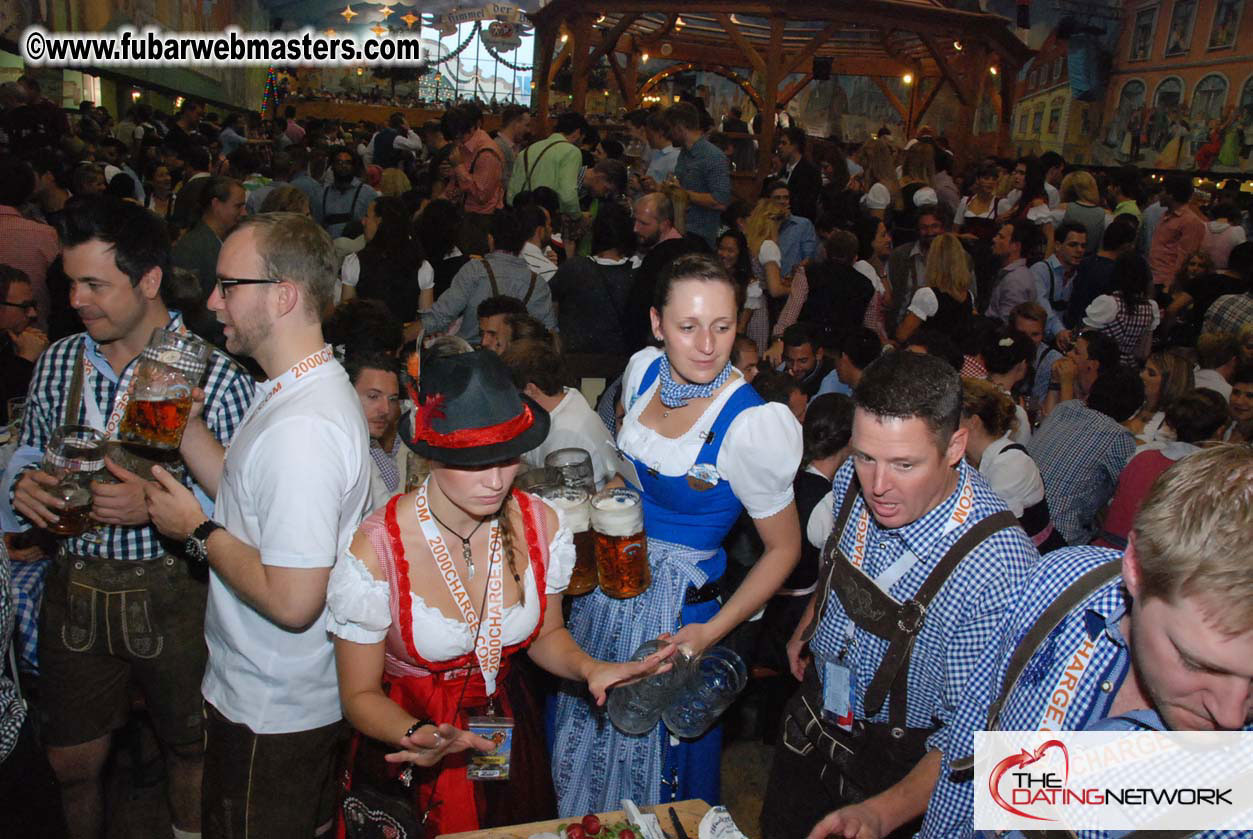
900, 143, 935, 185
961, 377, 1017, 438
379, 167, 412, 197
1132, 445, 1253, 634
1145, 349, 1194, 412
1060, 170, 1100, 205
745, 198, 783, 256
858, 139, 903, 210
925, 234, 972, 299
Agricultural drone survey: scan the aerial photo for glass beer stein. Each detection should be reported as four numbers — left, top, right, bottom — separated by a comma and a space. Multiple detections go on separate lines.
590, 487, 650, 599
119, 328, 211, 450
662, 646, 748, 739
545, 447, 596, 493
538, 485, 596, 596
42, 425, 106, 538
607, 639, 694, 735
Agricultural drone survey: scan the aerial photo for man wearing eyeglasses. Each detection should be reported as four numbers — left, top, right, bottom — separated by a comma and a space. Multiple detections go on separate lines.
144, 211, 372, 838
1, 196, 253, 839
0, 266, 46, 426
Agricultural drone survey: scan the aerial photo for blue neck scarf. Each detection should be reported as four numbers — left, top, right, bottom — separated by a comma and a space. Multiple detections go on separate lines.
656, 352, 733, 409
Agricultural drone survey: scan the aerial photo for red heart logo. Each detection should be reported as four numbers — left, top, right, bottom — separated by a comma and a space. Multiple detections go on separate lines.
989, 739, 1070, 821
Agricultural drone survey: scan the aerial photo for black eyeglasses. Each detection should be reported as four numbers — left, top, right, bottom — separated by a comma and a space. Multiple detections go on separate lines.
215, 277, 283, 295
0, 299, 37, 310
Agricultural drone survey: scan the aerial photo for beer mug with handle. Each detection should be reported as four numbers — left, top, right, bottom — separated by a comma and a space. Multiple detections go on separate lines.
119, 327, 211, 450
42, 425, 106, 538
662, 646, 748, 740
590, 487, 650, 598
607, 639, 695, 735
544, 447, 596, 493
537, 485, 597, 596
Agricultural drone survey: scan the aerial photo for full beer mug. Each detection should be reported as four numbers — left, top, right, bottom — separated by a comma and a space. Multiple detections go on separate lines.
590, 487, 650, 599
538, 485, 597, 596
119, 328, 211, 450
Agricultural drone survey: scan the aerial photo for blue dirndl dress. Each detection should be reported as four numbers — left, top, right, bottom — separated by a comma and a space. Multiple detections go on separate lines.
552, 351, 786, 815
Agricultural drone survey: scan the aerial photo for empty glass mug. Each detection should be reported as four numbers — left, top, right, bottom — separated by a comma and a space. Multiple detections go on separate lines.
662, 646, 748, 740
544, 447, 596, 493
607, 639, 694, 735
119, 327, 211, 450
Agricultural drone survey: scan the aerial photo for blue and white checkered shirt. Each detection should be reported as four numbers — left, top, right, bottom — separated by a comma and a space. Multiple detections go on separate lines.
2, 314, 254, 561
921, 546, 1253, 838
809, 458, 1038, 754
1027, 401, 1136, 545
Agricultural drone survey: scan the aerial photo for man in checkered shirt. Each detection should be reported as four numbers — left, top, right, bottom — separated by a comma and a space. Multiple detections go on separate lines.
1, 196, 252, 839
761, 351, 1038, 839
922, 444, 1253, 838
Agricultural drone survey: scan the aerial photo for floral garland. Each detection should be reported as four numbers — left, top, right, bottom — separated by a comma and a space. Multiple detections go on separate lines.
431, 21, 479, 64
484, 41, 533, 72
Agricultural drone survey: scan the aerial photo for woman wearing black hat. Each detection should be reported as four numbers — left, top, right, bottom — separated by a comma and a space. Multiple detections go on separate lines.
326, 349, 671, 835
553, 253, 804, 814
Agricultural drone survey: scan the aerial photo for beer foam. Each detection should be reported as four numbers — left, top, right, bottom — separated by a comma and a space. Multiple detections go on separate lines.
590, 490, 644, 538
542, 490, 590, 532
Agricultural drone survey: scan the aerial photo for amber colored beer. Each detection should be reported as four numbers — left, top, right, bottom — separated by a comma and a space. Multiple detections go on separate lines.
120, 396, 193, 449
538, 485, 596, 595
46, 502, 94, 537
590, 488, 650, 599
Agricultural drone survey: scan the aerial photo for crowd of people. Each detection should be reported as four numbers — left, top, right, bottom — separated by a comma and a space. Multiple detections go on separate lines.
1, 73, 1252, 839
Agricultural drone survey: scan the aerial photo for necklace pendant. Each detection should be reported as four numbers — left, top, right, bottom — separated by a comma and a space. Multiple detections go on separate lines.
463, 542, 475, 580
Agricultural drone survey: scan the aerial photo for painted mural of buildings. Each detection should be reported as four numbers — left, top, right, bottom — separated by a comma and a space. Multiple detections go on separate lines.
1010, 28, 1104, 164
1096, 0, 1253, 171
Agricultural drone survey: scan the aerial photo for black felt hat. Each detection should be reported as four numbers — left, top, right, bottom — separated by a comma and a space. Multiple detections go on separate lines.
401, 350, 550, 467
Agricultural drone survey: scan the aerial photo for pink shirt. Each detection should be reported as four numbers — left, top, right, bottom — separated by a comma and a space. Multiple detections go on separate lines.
1149, 206, 1205, 288
0, 205, 59, 330
453, 129, 505, 215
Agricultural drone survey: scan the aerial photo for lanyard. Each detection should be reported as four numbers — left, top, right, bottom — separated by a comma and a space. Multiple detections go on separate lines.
81, 319, 190, 439
838, 472, 975, 651
413, 478, 506, 697
231, 345, 336, 444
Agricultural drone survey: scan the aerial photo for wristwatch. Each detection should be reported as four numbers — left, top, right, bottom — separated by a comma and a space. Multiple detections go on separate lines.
185, 519, 222, 565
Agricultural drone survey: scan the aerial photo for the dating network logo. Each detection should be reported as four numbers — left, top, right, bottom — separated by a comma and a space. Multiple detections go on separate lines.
989, 739, 1076, 821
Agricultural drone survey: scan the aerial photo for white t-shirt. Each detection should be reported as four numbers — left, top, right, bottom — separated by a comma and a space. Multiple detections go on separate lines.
326, 500, 575, 659
203, 349, 373, 734
619, 347, 802, 519
977, 435, 1045, 518
1194, 368, 1232, 401
853, 259, 886, 295
521, 388, 621, 489
521, 241, 558, 284
861, 182, 892, 211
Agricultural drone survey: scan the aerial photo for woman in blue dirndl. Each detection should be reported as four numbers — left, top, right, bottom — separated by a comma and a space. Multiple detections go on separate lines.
552, 253, 803, 814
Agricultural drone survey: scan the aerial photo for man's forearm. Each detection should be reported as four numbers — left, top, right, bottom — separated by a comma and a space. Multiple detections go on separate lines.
205, 529, 326, 630
179, 418, 225, 497
686, 190, 724, 210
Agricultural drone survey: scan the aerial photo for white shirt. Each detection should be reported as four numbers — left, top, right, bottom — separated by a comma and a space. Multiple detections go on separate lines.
853, 259, 886, 295
977, 435, 1045, 518
619, 347, 802, 519
1082, 295, 1161, 331
758, 240, 781, 267
522, 388, 621, 489
340, 252, 435, 296
203, 351, 373, 733
1194, 368, 1232, 401
326, 501, 575, 658
520, 241, 557, 284
646, 145, 680, 183
953, 195, 996, 228
803, 464, 836, 552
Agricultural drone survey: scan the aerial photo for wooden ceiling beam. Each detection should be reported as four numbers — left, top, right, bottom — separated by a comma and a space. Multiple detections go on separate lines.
780, 20, 840, 79
918, 32, 971, 105
714, 13, 767, 76
547, 37, 573, 85
588, 13, 639, 65
870, 75, 908, 120
778, 73, 814, 105
913, 76, 946, 124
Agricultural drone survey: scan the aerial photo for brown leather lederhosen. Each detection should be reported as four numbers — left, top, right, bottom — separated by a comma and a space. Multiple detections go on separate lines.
785, 473, 1017, 809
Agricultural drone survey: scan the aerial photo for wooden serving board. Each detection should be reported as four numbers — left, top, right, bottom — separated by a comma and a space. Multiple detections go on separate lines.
439, 798, 710, 839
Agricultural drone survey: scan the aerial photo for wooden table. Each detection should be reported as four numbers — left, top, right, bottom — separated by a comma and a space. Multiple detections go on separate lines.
440, 798, 710, 839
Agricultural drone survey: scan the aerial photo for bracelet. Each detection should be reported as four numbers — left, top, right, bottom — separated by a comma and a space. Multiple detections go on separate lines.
403, 719, 433, 740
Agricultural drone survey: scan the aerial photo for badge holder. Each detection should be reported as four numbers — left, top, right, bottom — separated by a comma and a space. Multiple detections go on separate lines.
466, 714, 514, 781
822, 660, 856, 732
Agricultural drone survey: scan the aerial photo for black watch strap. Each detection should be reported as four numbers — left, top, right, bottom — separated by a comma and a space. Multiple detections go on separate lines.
193, 519, 222, 542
